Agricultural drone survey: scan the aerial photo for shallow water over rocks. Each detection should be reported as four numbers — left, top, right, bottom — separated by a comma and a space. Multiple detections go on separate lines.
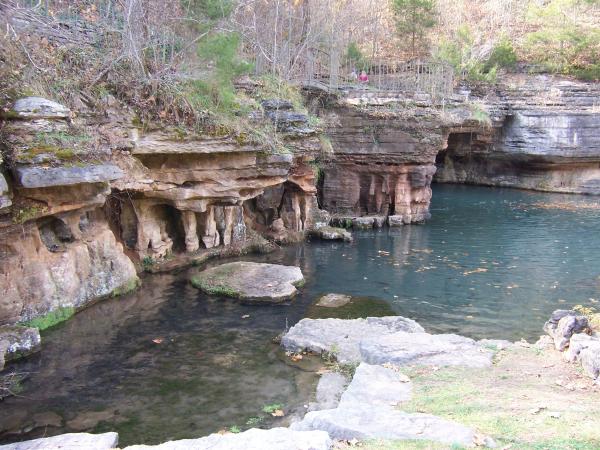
2, 184, 600, 446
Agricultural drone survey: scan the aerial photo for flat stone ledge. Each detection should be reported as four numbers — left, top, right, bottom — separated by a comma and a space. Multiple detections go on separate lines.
0, 432, 118, 450
14, 164, 124, 188
360, 332, 495, 368
123, 427, 331, 450
281, 316, 425, 363
191, 261, 304, 303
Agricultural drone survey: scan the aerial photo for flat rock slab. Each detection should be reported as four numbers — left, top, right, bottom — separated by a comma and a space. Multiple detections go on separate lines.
191, 262, 304, 303
14, 164, 124, 188
338, 363, 412, 408
315, 293, 352, 308
281, 316, 424, 363
360, 332, 495, 368
0, 325, 41, 370
292, 363, 474, 447
293, 405, 475, 445
0, 432, 118, 450
309, 372, 348, 411
123, 428, 331, 450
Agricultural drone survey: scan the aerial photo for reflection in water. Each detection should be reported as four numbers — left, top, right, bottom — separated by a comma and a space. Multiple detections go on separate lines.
2, 184, 600, 445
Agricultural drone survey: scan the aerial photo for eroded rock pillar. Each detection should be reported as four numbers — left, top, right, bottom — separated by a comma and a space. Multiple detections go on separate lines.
201, 206, 220, 249
181, 210, 200, 253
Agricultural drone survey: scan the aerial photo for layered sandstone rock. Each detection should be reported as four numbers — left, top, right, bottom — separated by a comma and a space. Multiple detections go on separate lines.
435, 75, 600, 193
0, 96, 325, 324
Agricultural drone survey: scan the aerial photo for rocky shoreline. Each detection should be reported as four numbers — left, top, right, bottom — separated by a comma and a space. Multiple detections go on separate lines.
3, 307, 598, 450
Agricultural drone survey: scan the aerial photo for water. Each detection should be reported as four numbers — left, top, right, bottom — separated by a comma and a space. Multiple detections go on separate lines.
2, 184, 600, 445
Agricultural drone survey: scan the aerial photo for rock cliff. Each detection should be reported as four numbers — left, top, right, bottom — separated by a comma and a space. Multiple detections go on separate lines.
0, 95, 323, 324
435, 75, 600, 194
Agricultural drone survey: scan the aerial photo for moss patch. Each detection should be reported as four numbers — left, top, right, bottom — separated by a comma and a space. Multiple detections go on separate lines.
111, 277, 141, 297
22, 306, 75, 331
191, 266, 240, 298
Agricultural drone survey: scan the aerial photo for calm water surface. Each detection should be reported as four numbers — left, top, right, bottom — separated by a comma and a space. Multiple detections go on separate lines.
2, 184, 600, 445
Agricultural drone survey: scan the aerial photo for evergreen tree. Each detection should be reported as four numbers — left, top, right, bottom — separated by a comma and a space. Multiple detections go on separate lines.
391, 0, 438, 58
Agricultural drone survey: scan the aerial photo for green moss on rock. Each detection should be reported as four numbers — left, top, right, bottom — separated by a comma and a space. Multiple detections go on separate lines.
22, 306, 75, 331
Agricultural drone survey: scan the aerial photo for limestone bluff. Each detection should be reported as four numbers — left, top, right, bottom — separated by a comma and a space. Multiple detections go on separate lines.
1, 73, 600, 326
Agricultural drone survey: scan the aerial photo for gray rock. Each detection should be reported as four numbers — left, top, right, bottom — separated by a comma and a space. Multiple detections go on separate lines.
0, 174, 12, 209
261, 99, 294, 111
360, 332, 494, 368
292, 362, 477, 447
579, 341, 600, 379
122, 428, 331, 450
311, 227, 352, 242
10, 97, 70, 119
0, 432, 118, 450
338, 363, 412, 408
281, 316, 425, 363
544, 310, 589, 351
309, 372, 348, 411
14, 165, 124, 189
372, 216, 387, 228
388, 215, 407, 227
191, 262, 304, 303
0, 325, 41, 370
352, 217, 374, 230
564, 333, 598, 362
293, 405, 475, 446
315, 294, 352, 308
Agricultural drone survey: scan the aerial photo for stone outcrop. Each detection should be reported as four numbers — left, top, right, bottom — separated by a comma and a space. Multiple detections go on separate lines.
0, 95, 325, 325
435, 75, 600, 194
314, 95, 441, 224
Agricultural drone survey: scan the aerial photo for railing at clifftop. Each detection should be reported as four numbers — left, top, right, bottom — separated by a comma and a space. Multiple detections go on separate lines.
248, 50, 455, 100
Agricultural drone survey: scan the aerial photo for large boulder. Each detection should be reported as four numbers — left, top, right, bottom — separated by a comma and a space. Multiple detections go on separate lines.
191, 262, 304, 303
123, 428, 331, 450
281, 316, 424, 363
0, 432, 118, 450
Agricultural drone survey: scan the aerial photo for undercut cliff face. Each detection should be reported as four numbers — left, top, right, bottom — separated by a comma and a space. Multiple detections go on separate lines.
1, 73, 599, 325
0, 96, 324, 324
312, 89, 486, 225
435, 75, 600, 194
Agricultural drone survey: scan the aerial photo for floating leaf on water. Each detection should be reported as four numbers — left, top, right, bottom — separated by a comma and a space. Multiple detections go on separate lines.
463, 268, 488, 275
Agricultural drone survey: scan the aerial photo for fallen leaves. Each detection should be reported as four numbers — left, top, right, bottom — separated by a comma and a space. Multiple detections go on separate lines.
463, 268, 488, 275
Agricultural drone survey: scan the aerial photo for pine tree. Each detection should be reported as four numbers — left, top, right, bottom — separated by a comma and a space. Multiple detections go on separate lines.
391, 0, 438, 58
